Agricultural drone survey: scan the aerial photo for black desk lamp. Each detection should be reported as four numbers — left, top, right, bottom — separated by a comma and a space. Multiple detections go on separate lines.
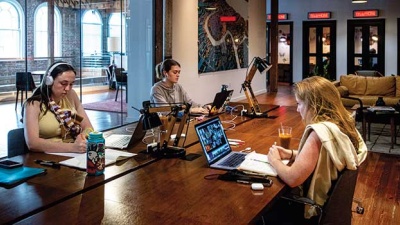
241, 57, 272, 118
141, 101, 191, 158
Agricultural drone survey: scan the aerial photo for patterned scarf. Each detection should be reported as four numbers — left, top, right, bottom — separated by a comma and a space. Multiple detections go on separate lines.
49, 99, 83, 142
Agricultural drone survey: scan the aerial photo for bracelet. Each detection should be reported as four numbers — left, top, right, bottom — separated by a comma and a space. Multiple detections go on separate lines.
290, 149, 294, 160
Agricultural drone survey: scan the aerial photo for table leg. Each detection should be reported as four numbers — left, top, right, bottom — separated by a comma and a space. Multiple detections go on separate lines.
362, 114, 366, 141
390, 117, 395, 150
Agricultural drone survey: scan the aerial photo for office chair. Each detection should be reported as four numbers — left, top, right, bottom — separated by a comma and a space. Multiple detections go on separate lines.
7, 128, 29, 157
114, 68, 127, 102
280, 169, 363, 225
15, 72, 36, 111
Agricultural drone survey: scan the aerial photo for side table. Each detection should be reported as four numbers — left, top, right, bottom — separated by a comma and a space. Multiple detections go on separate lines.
363, 109, 399, 150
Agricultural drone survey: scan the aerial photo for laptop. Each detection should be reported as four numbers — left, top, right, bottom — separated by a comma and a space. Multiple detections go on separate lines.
191, 90, 234, 117
105, 115, 146, 149
194, 116, 247, 170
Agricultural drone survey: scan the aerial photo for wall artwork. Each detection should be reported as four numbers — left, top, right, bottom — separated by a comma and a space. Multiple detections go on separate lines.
198, 0, 248, 74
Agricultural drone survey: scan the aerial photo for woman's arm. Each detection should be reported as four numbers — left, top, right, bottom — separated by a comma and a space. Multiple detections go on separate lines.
268, 131, 321, 187
24, 101, 86, 153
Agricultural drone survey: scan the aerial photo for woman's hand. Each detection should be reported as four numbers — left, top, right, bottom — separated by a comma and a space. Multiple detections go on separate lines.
73, 133, 87, 153
268, 145, 282, 163
269, 144, 293, 161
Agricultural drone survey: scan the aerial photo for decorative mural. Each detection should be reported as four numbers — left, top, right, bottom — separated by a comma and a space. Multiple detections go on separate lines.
198, 0, 248, 74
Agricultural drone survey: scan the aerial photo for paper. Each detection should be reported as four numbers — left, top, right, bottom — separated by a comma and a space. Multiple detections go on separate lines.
237, 152, 289, 177
56, 149, 136, 170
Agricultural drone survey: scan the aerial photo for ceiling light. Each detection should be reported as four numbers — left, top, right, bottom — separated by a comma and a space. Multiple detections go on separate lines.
352, 0, 367, 3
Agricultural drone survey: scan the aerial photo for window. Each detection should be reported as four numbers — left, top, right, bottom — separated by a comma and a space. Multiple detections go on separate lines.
34, 3, 62, 57
109, 13, 126, 53
82, 10, 102, 56
0, 0, 23, 59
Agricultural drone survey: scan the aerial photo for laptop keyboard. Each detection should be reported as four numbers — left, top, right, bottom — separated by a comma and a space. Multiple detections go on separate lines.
219, 153, 246, 167
105, 135, 131, 149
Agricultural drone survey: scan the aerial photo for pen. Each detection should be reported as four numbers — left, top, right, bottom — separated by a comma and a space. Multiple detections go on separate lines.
229, 141, 241, 146
237, 180, 250, 184
228, 139, 245, 143
34, 159, 60, 168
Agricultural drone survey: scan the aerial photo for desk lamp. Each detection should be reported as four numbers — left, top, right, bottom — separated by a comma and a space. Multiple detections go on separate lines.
142, 101, 191, 158
241, 57, 272, 118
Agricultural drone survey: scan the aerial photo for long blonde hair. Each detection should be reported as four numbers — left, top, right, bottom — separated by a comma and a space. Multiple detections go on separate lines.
293, 76, 360, 150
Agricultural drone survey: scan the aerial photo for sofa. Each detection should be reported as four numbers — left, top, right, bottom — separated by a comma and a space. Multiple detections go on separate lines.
334, 75, 400, 107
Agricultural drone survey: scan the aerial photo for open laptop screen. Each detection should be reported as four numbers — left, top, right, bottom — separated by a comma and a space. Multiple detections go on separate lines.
195, 117, 231, 164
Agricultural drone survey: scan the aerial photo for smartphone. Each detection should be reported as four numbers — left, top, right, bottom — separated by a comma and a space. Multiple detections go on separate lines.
0, 159, 23, 169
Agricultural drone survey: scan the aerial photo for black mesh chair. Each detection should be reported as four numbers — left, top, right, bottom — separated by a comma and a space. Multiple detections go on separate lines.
7, 128, 29, 157
114, 68, 127, 102
15, 72, 36, 111
280, 169, 362, 225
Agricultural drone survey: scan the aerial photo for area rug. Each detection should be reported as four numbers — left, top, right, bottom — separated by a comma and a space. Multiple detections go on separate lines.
357, 122, 400, 155
83, 99, 126, 113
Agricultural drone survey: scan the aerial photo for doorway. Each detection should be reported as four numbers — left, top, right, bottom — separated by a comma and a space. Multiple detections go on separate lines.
303, 21, 336, 80
267, 22, 293, 84
347, 19, 385, 75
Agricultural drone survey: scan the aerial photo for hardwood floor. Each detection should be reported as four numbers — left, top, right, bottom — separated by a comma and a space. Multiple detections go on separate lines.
1, 83, 398, 225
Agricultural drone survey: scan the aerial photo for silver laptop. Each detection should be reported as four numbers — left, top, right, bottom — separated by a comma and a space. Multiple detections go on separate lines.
194, 116, 246, 170
105, 115, 146, 149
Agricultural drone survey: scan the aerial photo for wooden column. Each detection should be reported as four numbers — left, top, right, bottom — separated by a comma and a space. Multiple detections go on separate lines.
154, 0, 164, 66
269, 0, 279, 92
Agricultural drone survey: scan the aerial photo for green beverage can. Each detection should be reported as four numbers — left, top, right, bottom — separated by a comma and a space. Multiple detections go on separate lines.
86, 131, 105, 176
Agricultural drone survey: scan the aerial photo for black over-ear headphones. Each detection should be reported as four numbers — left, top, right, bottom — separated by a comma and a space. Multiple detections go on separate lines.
44, 62, 70, 85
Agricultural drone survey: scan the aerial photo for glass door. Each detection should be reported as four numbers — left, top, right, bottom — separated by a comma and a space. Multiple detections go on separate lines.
303, 21, 336, 80
267, 22, 293, 84
347, 19, 385, 74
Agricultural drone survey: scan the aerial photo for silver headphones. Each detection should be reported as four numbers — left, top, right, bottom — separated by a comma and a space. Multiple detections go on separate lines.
44, 62, 70, 85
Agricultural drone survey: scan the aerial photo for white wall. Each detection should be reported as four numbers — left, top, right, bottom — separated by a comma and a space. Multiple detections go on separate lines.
172, 0, 267, 104
268, 0, 399, 82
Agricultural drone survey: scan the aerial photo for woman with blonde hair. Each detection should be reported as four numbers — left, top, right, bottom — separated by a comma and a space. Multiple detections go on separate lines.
265, 76, 367, 224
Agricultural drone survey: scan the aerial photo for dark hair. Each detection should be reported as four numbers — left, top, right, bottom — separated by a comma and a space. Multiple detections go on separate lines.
22, 61, 76, 119
161, 59, 180, 74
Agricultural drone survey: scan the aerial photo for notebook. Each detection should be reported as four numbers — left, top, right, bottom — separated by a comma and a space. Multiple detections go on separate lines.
191, 90, 234, 117
195, 116, 247, 170
105, 115, 146, 149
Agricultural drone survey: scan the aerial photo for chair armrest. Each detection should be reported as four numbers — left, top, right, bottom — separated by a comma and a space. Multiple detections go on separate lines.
280, 193, 323, 215
336, 86, 349, 97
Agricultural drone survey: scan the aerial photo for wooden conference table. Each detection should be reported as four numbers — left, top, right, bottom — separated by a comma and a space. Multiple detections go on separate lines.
2, 105, 304, 224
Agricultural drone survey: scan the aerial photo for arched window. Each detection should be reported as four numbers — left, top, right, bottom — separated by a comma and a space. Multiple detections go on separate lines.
0, 0, 23, 59
82, 10, 102, 56
108, 13, 126, 53
34, 2, 62, 57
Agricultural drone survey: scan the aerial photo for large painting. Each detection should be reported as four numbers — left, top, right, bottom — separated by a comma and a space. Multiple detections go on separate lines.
198, 0, 248, 74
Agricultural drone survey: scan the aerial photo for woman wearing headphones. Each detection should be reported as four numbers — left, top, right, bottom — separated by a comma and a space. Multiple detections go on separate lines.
22, 61, 93, 153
